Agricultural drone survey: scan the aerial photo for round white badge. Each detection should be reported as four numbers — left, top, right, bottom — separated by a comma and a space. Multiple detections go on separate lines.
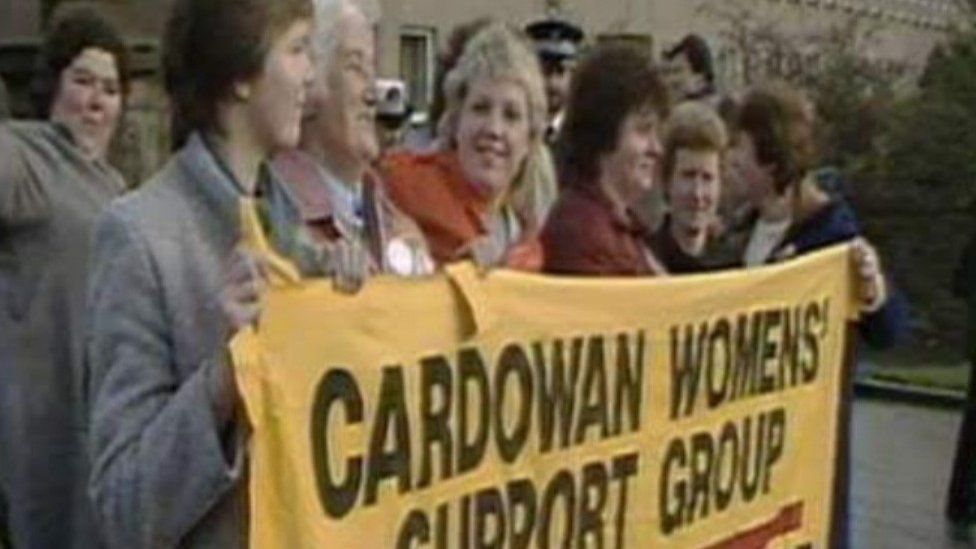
386, 239, 414, 276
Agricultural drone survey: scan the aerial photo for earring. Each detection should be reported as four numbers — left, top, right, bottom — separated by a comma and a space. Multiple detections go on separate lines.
232, 81, 252, 101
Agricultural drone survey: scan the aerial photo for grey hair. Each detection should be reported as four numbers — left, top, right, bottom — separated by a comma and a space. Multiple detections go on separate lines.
310, 0, 380, 72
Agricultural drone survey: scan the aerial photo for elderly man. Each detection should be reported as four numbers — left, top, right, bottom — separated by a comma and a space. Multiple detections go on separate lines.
275, 0, 432, 290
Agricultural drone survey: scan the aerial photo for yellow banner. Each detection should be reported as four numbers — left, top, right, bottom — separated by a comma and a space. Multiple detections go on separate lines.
231, 244, 858, 549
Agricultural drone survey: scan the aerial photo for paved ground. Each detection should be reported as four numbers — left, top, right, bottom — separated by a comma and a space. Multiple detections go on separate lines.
851, 399, 970, 548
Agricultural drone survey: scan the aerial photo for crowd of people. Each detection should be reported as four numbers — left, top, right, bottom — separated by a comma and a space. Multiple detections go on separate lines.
0, 0, 911, 547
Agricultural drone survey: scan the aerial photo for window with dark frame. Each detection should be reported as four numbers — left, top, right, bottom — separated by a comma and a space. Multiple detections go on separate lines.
399, 27, 436, 117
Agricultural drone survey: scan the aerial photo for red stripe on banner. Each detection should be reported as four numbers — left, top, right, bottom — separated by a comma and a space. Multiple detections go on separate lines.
702, 501, 805, 549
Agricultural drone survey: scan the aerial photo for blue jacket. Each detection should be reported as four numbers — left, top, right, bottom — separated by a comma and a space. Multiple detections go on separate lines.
771, 199, 908, 349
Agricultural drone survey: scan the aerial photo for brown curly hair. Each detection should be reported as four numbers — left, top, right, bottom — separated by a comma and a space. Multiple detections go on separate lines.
559, 43, 669, 184
735, 83, 816, 194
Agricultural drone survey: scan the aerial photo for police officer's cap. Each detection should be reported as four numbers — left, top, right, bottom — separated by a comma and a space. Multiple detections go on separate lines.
525, 18, 584, 60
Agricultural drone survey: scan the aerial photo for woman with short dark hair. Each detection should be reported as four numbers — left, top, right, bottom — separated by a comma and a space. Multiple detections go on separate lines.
662, 33, 716, 102
0, 6, 129, 547
30, 7, 130, 120
726, 83, 907, 547
727, 82, 905, 350
542, 43, 670, 275
84, 0, 314, 545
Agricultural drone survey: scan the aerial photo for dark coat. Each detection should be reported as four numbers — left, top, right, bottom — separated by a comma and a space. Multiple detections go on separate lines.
770, 199, 908, 349
647, 215, 735, 275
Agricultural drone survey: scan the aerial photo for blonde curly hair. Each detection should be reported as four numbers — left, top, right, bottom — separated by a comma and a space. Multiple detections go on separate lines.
438, 22, 555, 229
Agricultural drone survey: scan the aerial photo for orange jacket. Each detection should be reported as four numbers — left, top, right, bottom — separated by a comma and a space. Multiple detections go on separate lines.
382, 150, 543, 271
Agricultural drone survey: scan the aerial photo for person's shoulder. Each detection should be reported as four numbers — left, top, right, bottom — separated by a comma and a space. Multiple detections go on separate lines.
110, 155, 189, 232
812, 199, 861, 239
271, 150, 333, 220
789, 198, 861, 251
382, 150, 451, 183
381, 150, 459, 207
1, 119, 49, 136
271, 149, 318, 188
0, 120, 57, 152
542, 188, 631, 275
542, 188, 617, 250
545, 188, 613, 233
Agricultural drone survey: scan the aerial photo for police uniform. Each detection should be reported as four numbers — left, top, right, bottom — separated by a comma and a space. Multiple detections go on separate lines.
525, 17, 584, 142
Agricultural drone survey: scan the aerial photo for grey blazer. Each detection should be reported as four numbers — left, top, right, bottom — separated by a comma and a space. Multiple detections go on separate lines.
0, 121, 125, 549
85, 134, 307, 548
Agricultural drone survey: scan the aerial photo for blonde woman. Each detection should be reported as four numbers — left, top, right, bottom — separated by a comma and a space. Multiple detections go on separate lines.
382, 22, 556, 271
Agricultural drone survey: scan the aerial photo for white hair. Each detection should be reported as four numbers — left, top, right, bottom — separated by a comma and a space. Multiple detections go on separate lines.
311, 0, 380, 72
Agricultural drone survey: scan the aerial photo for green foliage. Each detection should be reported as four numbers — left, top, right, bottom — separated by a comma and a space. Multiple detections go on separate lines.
802, 30, 902, 174
698, 0, 906, 179
884, 23, 976, 205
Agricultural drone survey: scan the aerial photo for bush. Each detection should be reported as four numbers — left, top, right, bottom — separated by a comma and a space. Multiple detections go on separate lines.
699, 0, 905, 182
883, 24, 976, 208
803, 38, 901, 178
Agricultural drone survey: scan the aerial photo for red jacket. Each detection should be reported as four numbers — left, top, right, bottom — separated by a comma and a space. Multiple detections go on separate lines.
382, 150, 543, 271
542, 184, 664, 276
